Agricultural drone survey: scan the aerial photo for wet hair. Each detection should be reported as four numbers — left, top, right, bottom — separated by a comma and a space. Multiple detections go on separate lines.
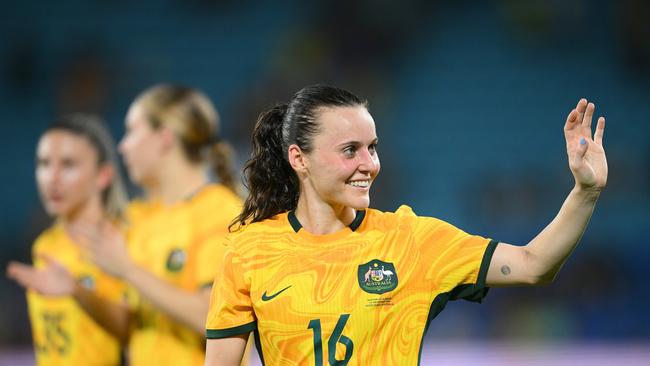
44, 114, 128, 221
133, 84, 237, 192
231, 84, 367, 230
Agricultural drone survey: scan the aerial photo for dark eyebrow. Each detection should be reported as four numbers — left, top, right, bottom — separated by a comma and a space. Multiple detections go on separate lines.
336, 138, 378, 148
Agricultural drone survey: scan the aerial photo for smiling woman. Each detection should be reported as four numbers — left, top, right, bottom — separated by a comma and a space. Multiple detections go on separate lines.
205, 85, 607, 365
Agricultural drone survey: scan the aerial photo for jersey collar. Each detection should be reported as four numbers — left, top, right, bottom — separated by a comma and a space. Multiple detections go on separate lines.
288, 209, 366, 233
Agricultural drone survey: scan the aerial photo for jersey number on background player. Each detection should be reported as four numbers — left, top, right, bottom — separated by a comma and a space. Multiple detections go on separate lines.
36, 311, 70, 355
308, 314, 353, 366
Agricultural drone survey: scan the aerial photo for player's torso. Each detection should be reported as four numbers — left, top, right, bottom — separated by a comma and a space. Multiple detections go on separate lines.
125, 186, 238, 366
243, 222, 434, 365
28, 227, 122, 366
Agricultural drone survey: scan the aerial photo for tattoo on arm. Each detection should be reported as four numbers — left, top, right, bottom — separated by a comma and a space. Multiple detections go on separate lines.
501, 265, 511, 276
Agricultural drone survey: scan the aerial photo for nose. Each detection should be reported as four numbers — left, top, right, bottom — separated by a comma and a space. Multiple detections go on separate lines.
357, 148, 378, 173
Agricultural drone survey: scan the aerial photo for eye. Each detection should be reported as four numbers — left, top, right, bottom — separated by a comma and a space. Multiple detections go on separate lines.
343, 146, 356, 158
368, 143, 377, 155
61, 158, 77, 169
36, 157, 49, 168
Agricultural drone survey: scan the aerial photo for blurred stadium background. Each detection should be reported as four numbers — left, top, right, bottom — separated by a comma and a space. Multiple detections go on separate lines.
1, 0, 649, 364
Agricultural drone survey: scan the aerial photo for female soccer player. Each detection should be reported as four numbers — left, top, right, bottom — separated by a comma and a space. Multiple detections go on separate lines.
70, 84, 245, 366
204, 85, 607, 365
7, 114, 129, 366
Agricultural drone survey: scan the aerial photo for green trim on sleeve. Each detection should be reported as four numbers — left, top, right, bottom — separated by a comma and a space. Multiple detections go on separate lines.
206, 321, 257, 339
416, 239, 499, 365
478, 239, 498, 288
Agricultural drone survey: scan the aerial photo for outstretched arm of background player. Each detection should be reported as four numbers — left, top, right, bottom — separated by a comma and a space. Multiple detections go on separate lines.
486, 98, 607, 286
69, 222, 211, 333
6, 256, 131, 343
205, 336, 249, 366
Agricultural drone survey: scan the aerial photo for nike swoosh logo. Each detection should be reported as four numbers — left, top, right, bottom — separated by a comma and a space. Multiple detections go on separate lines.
261, 285, 292, 301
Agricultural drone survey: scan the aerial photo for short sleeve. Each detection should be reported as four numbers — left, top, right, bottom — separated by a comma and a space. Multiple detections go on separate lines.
404, 207, 497, 303
205, 242, 256, 339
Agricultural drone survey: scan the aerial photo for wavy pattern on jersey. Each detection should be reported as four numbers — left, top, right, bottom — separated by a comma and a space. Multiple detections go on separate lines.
208, 205, 493, 365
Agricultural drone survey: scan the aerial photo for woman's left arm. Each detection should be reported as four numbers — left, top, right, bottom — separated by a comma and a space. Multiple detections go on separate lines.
486, 98, 607, 287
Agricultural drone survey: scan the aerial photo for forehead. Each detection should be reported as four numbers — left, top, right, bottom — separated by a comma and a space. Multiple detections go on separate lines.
315, 106, 377, 144
38, 130, 97, 159
125, 102, 149, 129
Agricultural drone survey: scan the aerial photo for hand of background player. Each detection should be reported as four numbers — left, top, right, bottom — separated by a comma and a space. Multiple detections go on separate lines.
6, 255, 76, 297
68, 221, 134, 279
564, 98, 608, 192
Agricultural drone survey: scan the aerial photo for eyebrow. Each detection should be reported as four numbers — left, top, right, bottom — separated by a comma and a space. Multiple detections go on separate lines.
336, 138, 378, 148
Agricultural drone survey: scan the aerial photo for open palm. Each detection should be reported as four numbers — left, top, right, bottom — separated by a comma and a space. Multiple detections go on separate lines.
6, 256, 75, 297
564, 98, 608, 191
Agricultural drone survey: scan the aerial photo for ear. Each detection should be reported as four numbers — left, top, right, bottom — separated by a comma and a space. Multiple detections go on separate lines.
287, 144, 307, 174
96, 164, 114, 192
158, 126, 177, 152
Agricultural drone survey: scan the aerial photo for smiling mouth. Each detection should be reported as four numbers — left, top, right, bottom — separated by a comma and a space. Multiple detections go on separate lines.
346, 180, 370, 188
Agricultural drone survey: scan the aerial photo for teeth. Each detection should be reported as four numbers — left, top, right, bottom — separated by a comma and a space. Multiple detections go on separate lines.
348, 180, 369, 187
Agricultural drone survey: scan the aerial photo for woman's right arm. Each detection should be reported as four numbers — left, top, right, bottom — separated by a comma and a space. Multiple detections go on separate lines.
6, 257, 131, 344
205, 336, 249, 366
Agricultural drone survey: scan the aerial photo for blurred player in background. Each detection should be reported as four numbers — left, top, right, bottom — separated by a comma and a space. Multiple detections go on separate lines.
69, 84, 246, 366
7, 114, 128, 366
204, 85, 607, 365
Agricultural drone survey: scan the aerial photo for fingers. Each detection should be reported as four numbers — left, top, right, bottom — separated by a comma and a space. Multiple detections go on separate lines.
6, 261, 38, 288
582, 102, 595, 130
594, 117, 605, 145
564, 109, 578, 130
575, 98, 588, 125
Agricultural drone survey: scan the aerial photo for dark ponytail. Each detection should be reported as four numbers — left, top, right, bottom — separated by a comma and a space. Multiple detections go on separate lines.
231, 104, 298, 230
231, 85, 367, 230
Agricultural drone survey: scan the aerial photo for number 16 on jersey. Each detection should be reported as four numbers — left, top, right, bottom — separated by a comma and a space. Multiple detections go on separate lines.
308, 314, 354, 366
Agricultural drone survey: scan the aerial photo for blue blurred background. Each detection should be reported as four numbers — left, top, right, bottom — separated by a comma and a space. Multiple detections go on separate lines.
1, 0, 649, 362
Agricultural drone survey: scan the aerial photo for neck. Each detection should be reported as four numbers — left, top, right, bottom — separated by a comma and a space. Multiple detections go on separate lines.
294, 192, 356, 235
60, 194, 104, 228
147, 158, 208, 205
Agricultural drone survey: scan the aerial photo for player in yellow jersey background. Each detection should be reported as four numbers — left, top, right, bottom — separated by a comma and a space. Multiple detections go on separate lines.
66, 84, 248, 366
7, 114, 129, 366
205, 85, 607, 365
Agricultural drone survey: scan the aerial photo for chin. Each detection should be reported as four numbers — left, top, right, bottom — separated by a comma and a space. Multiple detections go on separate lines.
44, 203, 67, 217
349, 196, 370, 210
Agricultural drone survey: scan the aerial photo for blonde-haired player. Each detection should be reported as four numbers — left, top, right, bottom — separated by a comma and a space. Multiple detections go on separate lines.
7, 114, 128, 365
73, 84, 245, 366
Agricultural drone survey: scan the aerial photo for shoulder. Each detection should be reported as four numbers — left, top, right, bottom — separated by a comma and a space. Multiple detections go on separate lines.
191, 184, 242, 215
227, 212, 292, 247
32, 224, 63, 253
364, 205, 445, 230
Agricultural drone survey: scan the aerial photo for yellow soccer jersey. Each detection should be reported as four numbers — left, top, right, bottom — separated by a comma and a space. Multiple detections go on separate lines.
126, 184, 242, 366
27, 224, 125, 366
206, 205, 498, 365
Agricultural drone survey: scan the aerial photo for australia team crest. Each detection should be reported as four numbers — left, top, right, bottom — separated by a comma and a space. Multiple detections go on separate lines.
357, 259, 398, 294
